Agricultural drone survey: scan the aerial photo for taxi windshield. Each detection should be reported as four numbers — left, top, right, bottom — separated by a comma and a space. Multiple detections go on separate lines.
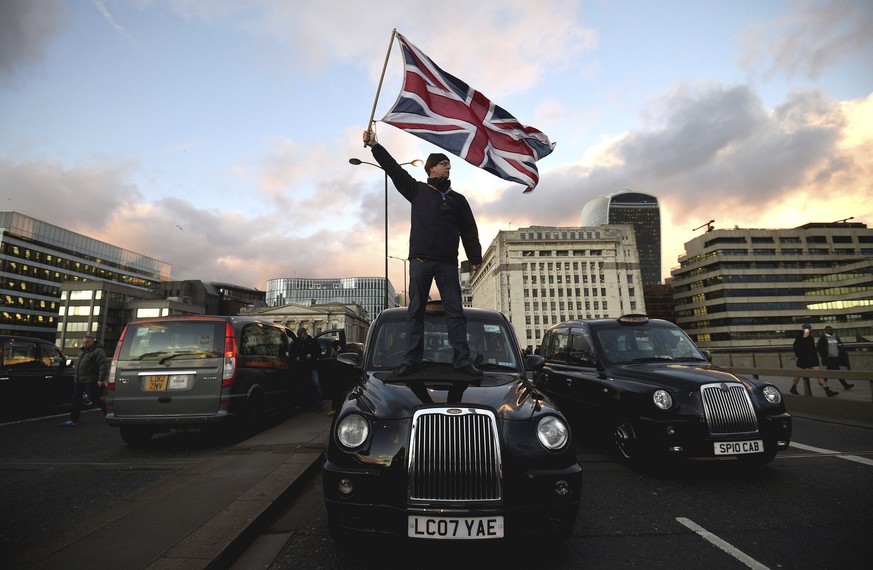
595, 326, 706, 365
369, 316, 518, 372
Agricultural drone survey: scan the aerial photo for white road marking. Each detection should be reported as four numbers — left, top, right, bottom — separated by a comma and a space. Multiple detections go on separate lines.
676, 517, 770, 570
790, 442, 873, 466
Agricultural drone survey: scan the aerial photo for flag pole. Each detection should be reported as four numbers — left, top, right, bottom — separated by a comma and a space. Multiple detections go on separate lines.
365, 28, 397, 143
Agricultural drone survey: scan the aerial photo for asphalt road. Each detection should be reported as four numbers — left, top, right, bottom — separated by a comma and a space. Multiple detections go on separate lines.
236, 416, 873, 570
0, 406, 285, 563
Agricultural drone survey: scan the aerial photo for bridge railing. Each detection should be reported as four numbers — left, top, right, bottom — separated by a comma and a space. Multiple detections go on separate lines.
707, 343, 873, 402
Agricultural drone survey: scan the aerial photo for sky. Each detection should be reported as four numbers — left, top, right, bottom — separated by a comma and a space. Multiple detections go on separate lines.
2, 0, 872, 298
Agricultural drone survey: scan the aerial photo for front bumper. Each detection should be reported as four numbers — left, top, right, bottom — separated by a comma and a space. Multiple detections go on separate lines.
633, 411, 793, 459
323, 460, 582, 538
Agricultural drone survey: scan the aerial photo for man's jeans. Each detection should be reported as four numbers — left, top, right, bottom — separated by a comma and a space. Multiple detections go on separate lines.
405, 258, 472, 368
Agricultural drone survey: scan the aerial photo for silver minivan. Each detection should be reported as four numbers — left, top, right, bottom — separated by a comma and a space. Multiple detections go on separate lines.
105, 315, 298, 445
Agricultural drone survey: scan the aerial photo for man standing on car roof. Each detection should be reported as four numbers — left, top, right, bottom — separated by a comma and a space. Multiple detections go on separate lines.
61, 335, 108, 426
363, 128, 482, 377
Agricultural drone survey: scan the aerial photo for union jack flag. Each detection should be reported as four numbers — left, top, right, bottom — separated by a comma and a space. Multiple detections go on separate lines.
382, 33, 555, 193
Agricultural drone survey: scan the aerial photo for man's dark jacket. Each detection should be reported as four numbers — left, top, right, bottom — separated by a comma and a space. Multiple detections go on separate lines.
291, 336, 320, 371
372, 144, 482, 266
75, 341, 109, 384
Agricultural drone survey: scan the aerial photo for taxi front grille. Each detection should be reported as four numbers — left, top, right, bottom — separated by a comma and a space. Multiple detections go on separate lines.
408, 409, 502, 502
701, 383, 759, 435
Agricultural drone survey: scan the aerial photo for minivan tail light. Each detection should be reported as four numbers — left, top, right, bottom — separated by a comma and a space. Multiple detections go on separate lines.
222, 322, 237, 388
108, 327, 127, 393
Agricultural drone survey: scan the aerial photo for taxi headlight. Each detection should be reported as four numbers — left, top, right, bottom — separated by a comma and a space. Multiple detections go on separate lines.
336, 413, 369, 449
763, 385, 782, 405
537, 415, 569, 450
653, 389, 673, 410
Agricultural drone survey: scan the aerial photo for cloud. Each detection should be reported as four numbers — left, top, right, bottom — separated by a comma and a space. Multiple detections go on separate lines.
739, 0, 873, 80
156, 0, 597, 96
0, 0, 68, 82
477, 83, 872, 279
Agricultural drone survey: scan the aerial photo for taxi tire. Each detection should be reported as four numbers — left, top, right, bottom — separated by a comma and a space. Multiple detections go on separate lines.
612, 417, 639, 464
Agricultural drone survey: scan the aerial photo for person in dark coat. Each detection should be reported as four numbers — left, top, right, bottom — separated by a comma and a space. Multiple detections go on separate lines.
817, 325, 853, 390
61, 335, 109, 426
789, 324, 837, 397
292, 328, 322, 411
363, 128, 483, 377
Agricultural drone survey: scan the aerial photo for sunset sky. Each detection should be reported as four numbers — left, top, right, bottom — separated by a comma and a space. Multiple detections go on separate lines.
2, 0, 871, 297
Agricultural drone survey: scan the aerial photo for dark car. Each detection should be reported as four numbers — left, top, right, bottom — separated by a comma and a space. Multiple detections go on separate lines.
0, 335, 74, 420
105, 315, 303, 444
323, 302, 582, 542
534, 315, 792, 466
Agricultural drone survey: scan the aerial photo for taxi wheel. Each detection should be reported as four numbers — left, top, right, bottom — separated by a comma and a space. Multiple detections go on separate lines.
613, 418, 638, 462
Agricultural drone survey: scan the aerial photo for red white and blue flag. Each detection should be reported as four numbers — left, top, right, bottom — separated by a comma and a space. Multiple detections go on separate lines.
382, 33, 555, 193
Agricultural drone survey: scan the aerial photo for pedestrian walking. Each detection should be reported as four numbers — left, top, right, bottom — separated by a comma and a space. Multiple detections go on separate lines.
790, 324, 837, 397
61, 335, 108, 426
292, 328, 322, 411
817, 325, 854, 390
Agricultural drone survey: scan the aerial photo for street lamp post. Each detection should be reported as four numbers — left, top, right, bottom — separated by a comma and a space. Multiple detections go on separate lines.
349, 157, 422, 313
388, 255, 408, 306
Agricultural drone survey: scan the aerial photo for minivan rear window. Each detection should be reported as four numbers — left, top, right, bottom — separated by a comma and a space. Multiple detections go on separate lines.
119, 321, 224, 361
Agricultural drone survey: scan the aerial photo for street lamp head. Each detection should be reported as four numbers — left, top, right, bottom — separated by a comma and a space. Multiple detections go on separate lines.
349, 158, 362, 165
411, 159, 424, 167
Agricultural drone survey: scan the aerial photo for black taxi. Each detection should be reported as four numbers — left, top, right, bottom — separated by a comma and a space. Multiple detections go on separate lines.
323, 302, 582, 541
534, 315, 792, 465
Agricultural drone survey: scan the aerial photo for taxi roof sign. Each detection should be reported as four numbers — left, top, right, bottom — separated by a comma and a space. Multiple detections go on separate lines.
617, 314, 649, 325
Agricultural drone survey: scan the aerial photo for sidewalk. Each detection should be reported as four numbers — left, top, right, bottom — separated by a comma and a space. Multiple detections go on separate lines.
755, 374, 873, 429
12, 409, 334, 570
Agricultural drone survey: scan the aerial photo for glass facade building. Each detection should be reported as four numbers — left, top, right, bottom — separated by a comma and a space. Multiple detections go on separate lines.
1, 211, 171, 340
266, 277, 397, 322
580, 191, 662, 285
671, 222, 873, 347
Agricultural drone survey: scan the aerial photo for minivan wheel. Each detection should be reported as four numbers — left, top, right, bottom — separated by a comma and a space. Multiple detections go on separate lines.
120, 426, 152, 446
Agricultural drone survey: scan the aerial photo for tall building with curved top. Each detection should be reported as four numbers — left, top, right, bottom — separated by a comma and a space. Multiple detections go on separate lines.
580, 191, 661, 285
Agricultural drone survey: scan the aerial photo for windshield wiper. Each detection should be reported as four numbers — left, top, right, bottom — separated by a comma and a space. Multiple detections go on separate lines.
137, 351, 168, 360
159, 351, 211, 364
629, 356, 675, 363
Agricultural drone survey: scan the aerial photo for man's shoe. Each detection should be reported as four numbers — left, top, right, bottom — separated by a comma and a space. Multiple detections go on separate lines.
825, 388, 839, 397
789, 386, 799, 395
393, 363, 418, 377
60, 420, 78, 427
457, 364, 482, 376
842, 383, 854, 390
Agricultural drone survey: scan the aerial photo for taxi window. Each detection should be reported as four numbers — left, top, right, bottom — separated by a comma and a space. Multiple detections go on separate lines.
542, 328, 569, 362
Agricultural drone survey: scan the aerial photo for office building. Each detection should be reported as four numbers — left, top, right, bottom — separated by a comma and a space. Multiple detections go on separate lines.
1, 211, 170, 341
266, 277, 397, 322
671, 221, 873, 348
469, 225, 644, 353
580, 191, 662, 285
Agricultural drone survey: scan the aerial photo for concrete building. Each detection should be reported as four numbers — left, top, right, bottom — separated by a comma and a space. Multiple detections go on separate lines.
1, 211, 170, 341
671, 221, 873, 348
580, 191, 662, 285
469, 225, 645, 353
266, 277, 397, 322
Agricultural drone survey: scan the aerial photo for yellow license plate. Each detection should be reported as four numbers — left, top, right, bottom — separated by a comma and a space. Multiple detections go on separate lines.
145, 375, 168, 391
